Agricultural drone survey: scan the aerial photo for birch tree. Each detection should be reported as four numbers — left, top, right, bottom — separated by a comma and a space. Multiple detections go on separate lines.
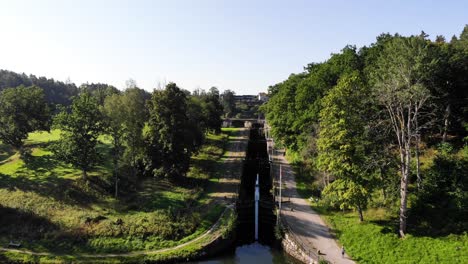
372, 36, 432, 237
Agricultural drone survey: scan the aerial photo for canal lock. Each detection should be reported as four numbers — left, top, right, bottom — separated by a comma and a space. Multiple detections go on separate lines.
235, 124, 278, 245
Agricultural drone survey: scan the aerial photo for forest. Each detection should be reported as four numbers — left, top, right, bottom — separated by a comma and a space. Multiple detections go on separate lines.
261, 26, 467, 242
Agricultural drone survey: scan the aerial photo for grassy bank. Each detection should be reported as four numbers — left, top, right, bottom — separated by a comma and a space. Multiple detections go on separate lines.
289, 152, 468, 264
0, 128, 243, 261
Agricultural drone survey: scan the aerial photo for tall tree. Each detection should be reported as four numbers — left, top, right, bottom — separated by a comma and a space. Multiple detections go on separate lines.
102, 94, 126, 197
221, 89, 236, 118
204, 87, 223, 133
371, 36, 433, 237
146, 83, 195, 179
53, 92, 104, 180
120, 88, 148, 177
0, 85, 49, 154
317, 73, 371, 221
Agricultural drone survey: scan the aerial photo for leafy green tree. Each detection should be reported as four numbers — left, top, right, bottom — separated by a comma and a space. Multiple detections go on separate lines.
221, 89, 236, 118
80, 83, 120, 105
371, 36, 433, 237
0, 85, 49, 154
53, 92, 104, 180
204, 87, 223, 133
102, 94, 126, 197
317, 73, 371, 221
120, 88, 148, 177
145, 83, 195, 179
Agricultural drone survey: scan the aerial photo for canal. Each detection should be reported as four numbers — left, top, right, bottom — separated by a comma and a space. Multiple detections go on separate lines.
192, 125, 300, 264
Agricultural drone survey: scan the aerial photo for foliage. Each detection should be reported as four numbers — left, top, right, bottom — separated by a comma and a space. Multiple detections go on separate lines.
316, 73, 373, 220
52, 92, 104, 179
221, 89, 236, 118
0, 127, 231, 258
0, 85, 49, 151
264, 26, 468, 238
0, 69, 78, 106
146, 83, 202, 179
410, 143, 468, 235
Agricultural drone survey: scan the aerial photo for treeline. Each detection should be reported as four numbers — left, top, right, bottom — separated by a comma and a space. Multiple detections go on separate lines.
261, 26, 468, 237
0, 76, 225, 195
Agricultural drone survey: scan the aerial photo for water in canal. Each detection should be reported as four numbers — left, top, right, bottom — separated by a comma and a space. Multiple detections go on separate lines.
192, 125, 300, 264
192, 242, 299, 263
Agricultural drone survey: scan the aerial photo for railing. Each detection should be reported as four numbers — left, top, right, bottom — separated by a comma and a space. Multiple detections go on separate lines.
279, 212, 322, 263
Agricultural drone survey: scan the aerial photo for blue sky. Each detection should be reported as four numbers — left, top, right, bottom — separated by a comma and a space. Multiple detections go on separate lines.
0, 0, 466, 94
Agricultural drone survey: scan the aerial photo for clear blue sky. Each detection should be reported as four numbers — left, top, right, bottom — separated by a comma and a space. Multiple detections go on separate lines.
0, 0, 466, 94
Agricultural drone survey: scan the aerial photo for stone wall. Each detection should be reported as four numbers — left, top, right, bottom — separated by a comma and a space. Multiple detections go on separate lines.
282, 232, 318, 264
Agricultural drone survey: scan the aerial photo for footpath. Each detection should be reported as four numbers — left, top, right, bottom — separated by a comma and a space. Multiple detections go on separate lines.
267, 140, 355, 264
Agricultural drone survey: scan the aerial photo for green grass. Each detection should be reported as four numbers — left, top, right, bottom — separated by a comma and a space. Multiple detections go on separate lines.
0, 128, 234, 260
314, 207, 467, 264
292, 156, 468, 264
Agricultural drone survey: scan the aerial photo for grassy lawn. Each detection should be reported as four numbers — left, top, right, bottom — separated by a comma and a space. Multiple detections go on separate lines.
290, 153, 468, 264
0, 128, 238, 259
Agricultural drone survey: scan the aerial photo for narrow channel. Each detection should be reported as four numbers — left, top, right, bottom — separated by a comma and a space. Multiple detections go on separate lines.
193, 124, 299, 264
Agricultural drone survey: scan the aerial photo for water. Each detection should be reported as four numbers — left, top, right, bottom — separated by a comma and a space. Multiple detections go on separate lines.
191, 242, 300, 264
192, 127, 300, 264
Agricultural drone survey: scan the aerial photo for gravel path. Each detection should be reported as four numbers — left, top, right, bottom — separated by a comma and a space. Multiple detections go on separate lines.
268, 140, 355, 264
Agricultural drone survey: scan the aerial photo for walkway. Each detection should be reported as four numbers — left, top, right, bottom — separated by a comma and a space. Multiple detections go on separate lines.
267, 140, 355, 264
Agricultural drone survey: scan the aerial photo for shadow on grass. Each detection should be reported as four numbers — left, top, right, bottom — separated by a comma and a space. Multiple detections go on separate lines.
0, 144, 15, 163
407, 208, 468, 237
0, 206, 89, 254
0, 172, 100, 208
0, 206, 60, 241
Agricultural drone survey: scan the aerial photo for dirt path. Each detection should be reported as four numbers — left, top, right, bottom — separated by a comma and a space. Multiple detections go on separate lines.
0, 128, 249, 259
207, 128, 248, 202
268, 140, 355, 264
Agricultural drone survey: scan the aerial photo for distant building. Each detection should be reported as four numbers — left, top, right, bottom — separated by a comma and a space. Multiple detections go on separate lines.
258, 92, 268, 102
234, 95, 257, 103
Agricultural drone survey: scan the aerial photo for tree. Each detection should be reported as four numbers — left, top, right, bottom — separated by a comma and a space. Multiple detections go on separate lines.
317, 73, 371, 221
371, 36, 433, 237
0, 85, 49, 154
102, 94, 126, 197
145, 83, 194, 179
80, 83, 120, 105
203, 87, 223, 133
221, 89, 236, 118
120, 88, 148, 177
53, 92, 104, 180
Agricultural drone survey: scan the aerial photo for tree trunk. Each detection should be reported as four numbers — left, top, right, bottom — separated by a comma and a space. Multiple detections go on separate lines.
442, 104, 451, 142
399, 144, 410, 237
357, 202, 364, 222
82, 169, 88, 181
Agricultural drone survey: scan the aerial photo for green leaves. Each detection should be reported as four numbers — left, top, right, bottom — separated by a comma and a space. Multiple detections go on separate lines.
146, 83, 196, 179
52, 92, 104, 179
322, 179, 369, 211
0, 85, 49, 150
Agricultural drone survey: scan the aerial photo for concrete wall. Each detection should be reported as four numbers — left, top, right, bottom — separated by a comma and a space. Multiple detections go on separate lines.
281, 232, 318, 264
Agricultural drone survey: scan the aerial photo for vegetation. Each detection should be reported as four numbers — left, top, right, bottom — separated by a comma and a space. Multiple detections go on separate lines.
0, 85, 49, 154
52, 92, 105, 180
292, 159, 467, 263
0, 127, 234, 258
264, 26, 467, 263
0, 73, 242, 262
